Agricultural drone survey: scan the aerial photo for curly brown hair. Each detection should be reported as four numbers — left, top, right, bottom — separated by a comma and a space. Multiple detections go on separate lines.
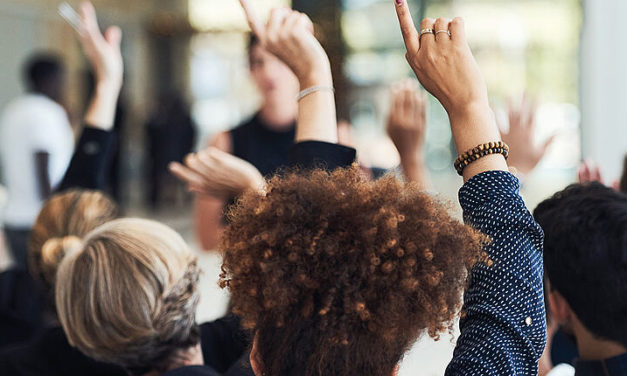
219, 167, 487, 376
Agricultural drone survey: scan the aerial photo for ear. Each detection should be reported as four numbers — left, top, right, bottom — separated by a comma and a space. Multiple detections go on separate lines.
250, 334, 262, 376
392, 364, 400, 376
547, 288, 573, 325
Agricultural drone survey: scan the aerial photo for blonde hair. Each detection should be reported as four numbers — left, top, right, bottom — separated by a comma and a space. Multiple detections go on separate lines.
55, 218, 200, 374
29, 190, 117, 291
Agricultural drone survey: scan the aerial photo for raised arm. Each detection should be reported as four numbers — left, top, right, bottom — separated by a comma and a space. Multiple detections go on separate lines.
394, 3, 507, 181
58, 1, 123, 192
498, 94, 555, 178
386, 80, 431, 188
239, 1, 337, 146
393, 2, 546, 374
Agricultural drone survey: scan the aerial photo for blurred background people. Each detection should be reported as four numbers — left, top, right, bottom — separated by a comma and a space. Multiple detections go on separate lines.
145, 91, 196, 210
0, 54, 74, 269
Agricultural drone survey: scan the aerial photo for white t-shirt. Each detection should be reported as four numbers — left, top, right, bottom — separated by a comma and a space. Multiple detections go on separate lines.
547, 364, 576, 376
0, 94, 74, 227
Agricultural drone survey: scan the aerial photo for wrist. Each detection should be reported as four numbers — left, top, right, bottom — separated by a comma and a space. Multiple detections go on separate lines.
446, 100, 491, 124
298, 64, 333, 89
447, 102, 502, 155
95, 80, 122, 99
400, 150, 425, 168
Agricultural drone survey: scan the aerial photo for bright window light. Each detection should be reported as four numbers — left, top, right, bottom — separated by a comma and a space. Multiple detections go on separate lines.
189, 0, 291, 31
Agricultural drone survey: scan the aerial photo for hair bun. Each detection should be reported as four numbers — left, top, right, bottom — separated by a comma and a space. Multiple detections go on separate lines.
41, 236, 82, 272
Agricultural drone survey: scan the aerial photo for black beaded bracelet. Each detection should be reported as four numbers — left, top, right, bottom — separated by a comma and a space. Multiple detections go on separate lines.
454, 141, 509, 176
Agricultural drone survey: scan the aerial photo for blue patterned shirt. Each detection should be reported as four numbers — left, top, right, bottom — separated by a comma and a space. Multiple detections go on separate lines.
446, 171, 547, 375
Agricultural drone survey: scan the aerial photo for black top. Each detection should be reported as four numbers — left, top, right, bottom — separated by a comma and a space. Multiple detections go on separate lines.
57, 126, 116, 192
162, 366, 220, 376
575, 353, 627, 376
230, 114, 295, 176
200, 315, 249, 373
0, 327, 127, 376
0, 269, 46, 348
0, 317, 248, 376
287, 141, 356, 172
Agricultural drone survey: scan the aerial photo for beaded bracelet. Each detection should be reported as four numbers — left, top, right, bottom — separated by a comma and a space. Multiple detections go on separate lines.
454, 141, 509, 176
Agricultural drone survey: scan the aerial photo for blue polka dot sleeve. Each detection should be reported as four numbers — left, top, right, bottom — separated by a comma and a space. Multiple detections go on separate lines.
445, 171, 546, 375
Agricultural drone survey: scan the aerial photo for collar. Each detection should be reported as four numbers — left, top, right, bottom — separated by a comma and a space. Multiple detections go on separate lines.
575, 353, 627, 376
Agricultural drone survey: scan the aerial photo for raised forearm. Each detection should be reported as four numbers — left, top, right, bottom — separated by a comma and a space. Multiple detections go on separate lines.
448, 103, 508, 182
400, 153, 431, 189
84, 83, 120, 130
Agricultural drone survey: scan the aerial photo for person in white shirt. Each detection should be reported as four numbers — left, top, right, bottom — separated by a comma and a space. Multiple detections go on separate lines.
0, 54, 74, 269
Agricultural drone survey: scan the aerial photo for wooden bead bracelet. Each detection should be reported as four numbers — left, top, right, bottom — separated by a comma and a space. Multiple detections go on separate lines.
454, 141, 510, 176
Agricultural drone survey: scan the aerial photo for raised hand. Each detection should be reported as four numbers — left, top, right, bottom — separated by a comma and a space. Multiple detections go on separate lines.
498, 95, 555, 176
577, 161, 604, 185
394, 6, 487, 119
78, 1, 123, 90
63, 2, 123, 129
240, 1, 328, 88
393, 1, 507, 180
238, 1, 337, 143
386, 80, 430, 187
387, 80, 427, 160
169, 147, 265, 200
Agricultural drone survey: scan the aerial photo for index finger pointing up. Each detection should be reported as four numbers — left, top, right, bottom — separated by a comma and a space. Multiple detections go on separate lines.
239, 0, 265, 41
394, 0, 419, 54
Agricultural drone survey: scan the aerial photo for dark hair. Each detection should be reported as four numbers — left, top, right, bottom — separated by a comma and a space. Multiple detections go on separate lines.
220, 167, 486, 376
534, 183, 627, 347
23, 54, 65, 97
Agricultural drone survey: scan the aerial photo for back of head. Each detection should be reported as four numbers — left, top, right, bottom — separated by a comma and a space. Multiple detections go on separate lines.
534, 183, 627, 347
220, 167, 486, 376
23, 53, 65, 100
29, 190, 118, 293
55, 218, 200, 375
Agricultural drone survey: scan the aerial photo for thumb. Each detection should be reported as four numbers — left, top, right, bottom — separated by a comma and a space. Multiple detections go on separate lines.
105, 26, 122, 47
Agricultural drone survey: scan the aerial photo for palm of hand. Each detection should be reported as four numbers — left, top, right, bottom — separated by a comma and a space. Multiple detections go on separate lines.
499, 101, 555, 176
386, 82, 427, 157
79, 2, 123, 86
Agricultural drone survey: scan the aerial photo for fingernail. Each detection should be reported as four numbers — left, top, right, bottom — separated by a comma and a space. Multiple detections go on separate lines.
396, 0, 403, 5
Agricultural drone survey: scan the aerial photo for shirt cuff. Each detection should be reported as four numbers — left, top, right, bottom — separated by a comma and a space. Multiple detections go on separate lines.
288, 141, 356, 171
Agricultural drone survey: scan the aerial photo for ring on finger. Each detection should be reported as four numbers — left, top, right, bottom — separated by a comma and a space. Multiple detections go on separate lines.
436, 30, 451, 37
420, 28, 435, 36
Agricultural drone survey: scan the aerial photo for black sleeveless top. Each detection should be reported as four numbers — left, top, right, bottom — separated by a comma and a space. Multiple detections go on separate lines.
229, 113, 296, 177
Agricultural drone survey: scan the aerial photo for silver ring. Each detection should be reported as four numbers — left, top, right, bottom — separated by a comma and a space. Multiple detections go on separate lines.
420, 28, 435, 36
436, 30, 451, 37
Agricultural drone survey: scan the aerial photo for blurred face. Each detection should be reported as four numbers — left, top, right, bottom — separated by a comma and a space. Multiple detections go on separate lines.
249, 44, 299, 105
